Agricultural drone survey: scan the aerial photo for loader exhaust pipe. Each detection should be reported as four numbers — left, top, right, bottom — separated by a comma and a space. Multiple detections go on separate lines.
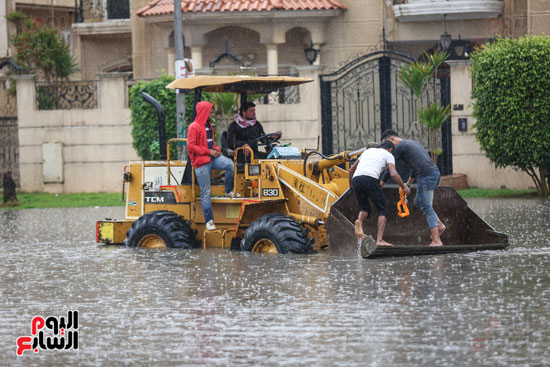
141, 92, 167, 161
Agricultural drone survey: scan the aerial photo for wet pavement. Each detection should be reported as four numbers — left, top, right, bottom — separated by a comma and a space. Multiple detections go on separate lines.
1, 198, 549, 366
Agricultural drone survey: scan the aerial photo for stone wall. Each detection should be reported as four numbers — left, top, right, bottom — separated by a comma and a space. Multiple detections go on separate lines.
448, 60, 533, 190
13, 68, 324, 193
13, 64, 538, 193
256, 66, 324, 151
72, 20, 132, 80
14, 73, 140, 193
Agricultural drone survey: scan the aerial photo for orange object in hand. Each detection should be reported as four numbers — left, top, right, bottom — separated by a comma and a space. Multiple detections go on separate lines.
397, 187, 410, 218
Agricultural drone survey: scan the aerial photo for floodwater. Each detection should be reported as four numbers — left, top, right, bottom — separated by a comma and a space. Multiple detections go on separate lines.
1, 198, 549, 366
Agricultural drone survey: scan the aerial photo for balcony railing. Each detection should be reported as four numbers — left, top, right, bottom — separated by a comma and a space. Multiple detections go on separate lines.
76, 0, 130, 22
34, 77, 300, 111
392, 0, 504, 22
36, 81, 98, 110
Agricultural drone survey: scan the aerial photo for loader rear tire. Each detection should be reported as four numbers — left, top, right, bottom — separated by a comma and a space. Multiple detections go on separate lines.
240, 213, 315, 254
124, 210, 198, 249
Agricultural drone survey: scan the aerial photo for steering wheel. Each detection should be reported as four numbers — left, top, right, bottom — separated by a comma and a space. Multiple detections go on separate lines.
254, 132, 282, 147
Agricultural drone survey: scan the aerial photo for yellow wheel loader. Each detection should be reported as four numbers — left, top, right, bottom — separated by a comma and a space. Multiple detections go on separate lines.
96, 75, 508, 257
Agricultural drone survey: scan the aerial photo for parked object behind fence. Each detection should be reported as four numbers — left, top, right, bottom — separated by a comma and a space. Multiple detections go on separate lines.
3, 171, 17, 203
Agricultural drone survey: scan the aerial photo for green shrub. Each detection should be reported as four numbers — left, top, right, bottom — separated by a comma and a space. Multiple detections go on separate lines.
129, 75, 265, 159
470, 35, 550, 196
128, 75, 194, 160
36, 85, 57, 110
399, 49, 449, 159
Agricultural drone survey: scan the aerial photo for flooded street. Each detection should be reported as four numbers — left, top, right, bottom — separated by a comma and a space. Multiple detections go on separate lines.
1, 198, 550, 366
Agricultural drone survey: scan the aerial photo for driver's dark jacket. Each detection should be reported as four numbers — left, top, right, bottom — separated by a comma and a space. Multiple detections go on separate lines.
227, 120, 266, 161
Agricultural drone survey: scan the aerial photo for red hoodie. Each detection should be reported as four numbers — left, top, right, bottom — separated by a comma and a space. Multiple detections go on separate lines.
187, 101, 221, 168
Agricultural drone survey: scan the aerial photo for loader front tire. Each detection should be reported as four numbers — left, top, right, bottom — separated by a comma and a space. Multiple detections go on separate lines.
124, 210, 198, 249
240, 213, 315, 254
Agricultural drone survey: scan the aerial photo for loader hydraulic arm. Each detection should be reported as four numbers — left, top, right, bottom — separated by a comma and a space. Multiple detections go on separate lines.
313, 148, 366, 172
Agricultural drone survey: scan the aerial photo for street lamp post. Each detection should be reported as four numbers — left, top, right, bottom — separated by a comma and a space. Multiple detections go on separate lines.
174, 0, 186, 160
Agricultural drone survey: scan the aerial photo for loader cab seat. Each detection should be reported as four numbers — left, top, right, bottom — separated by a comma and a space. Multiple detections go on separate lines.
221, 130, 245, 174
220, 131, 234, 159
180, 158, 193, 185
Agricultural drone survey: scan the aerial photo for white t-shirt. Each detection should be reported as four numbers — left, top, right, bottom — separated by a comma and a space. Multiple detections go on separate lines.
353, 148, 395, 179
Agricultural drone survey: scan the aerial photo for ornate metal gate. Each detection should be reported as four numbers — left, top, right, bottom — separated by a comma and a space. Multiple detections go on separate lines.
0, 91, 19, 185
0, 116, 19, 185
320, 51, 452, 175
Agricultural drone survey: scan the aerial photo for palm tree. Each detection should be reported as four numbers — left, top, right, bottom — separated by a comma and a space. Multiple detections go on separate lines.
399, 50, 449, 156
417, 102, 451, 163
399, 61, 432, 142
207, 92, 239, 145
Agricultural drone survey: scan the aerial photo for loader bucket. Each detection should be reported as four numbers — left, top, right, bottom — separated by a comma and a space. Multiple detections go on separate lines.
326, 185, 509, 258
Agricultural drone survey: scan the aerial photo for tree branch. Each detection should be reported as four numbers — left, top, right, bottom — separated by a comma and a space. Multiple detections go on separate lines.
524, 166, 541, 193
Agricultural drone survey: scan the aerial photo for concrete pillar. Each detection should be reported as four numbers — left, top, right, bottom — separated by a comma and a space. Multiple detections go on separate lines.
313, 43, 321, 66
13, 75, 36, 119
447, 60, 532, 189
131, 1, 151, 79
167, 50, 175, 76
0, 0, 9, 58
448, 60, 472, 135
98, 72, 132, 111
13, 75, 38, 192
266, 44, 278, 76
191, 46, 203, 69
296, 65, 324, 148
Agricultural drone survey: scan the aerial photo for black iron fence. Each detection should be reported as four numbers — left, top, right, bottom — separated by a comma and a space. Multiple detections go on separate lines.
35, 81, 98, 110
0, 117, 19, 185
34, 76, 301, 110
257, 85, 301, 105
257, 74, 301, 105
76, 0, 129, 22
320, 51, 452, 175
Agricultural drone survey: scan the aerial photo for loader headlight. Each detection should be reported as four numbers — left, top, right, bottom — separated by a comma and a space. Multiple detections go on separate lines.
248, 165, 260, 176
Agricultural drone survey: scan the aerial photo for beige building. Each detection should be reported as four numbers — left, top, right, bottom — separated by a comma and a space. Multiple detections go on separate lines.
3, 0, 550, 192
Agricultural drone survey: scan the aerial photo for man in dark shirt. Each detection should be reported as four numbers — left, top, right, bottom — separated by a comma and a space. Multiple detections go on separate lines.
227, 102, 281, 162
381, 129, 446, 246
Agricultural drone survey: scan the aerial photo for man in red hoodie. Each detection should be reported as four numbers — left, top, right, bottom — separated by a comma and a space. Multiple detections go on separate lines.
188, 101, 235, 230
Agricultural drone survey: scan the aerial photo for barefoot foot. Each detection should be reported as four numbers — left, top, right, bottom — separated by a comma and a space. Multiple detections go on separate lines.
438, 224, 446, 236
428, 241, 443, 247
354, 220, 365, 240
376, 240, 393, 247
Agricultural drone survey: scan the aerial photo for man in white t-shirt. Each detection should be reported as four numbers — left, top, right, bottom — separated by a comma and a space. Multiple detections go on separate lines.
348, 140, 411, 246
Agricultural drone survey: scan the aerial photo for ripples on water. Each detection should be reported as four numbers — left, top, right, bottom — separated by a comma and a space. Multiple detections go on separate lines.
1, 198, 549, 366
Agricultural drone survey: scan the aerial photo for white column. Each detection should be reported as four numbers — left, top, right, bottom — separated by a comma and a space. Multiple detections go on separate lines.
313, 43, 321, 66
167, 51, 175, 76
98, 72, 132, 111
266, 44, 278, 76
191, 46, 203, 69
1, 0, 9, 57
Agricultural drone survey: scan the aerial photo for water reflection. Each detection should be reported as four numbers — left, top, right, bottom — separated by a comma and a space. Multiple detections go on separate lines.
1, 199, 549, 366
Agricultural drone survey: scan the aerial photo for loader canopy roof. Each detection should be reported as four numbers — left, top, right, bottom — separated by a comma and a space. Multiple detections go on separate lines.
166, 75, 312, 93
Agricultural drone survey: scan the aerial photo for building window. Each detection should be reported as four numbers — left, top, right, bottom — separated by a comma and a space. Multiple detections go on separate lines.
107, 0, 129, 20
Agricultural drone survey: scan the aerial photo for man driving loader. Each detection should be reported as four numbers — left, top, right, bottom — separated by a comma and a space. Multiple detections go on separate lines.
227, 102, 282, 162
349, 140, 411, 247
